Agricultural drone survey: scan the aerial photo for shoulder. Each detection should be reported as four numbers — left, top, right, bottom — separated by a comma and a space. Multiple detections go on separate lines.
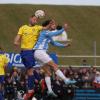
34, 25, 42, 29
2, 54, 7, 59
0, 54, 6, 59
40, 30, 48, 35
19, 25, 28, 29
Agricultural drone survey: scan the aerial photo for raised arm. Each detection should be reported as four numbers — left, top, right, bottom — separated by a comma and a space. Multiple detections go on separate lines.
46, 23, 68, 37
51, 41, 65, 47
50, 38, 70, 47
46, 28, 64, 37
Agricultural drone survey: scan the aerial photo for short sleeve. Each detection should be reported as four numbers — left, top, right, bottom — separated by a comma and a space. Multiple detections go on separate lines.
17, 26, 23, 35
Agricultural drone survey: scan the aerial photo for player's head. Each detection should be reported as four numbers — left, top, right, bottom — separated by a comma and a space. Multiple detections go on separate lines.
29, 15, 39, 26
56, 25, 63, 30
50, 20, 56, 30
42, 19, 56, 30
42, 19, 53, 28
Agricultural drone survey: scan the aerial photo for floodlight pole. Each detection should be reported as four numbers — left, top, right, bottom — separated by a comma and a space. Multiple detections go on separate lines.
94, 41, 96, 66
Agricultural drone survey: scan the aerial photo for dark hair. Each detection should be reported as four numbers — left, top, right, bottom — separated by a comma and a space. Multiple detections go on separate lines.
0, 46, 3, 51
31, 14, 33, 17
56, 25, 62, 30
42, 19, 52, 27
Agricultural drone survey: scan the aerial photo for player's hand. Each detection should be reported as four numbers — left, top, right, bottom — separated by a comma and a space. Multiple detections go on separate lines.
63, 43, 71, 47
63, 23, 68, 31
14, 44, 20, 52
67, 39, 72, 42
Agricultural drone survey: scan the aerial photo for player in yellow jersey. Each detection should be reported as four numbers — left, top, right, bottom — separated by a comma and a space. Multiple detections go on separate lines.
14, 14, 47, 99
0, 46, 9, 99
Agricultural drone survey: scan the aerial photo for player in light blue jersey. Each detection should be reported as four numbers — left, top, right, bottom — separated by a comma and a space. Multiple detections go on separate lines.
34, 20, 76, 97
34, 22, 66, 50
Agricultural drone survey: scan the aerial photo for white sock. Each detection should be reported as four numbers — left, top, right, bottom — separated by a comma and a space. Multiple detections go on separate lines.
45, 76, 53, 92
55, 69, 69, 81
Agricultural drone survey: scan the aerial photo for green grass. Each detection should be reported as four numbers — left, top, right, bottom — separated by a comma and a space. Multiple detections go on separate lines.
0, 4, 100, 65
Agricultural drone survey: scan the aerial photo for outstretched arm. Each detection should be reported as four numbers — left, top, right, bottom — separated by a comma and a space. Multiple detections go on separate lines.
51, 41, 65, 47
50, 38, 70, 47
46, 28, 64, 37
46, 23, 68, 37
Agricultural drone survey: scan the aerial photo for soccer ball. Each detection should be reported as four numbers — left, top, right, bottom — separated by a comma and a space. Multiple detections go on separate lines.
35, 10, 45, 18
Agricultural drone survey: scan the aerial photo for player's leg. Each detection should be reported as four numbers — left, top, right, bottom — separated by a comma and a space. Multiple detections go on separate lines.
20, 50, 35, 99
42, 66, 52, 92
42, 65, 51, 76
34, 50, 76, 85
0, 76, 5, 100
47, 60, 76, 84
42, 65, 57, 97
34, 50, 57, 97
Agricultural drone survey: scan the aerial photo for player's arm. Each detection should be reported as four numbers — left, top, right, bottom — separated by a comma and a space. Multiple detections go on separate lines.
50, 38, 71, 47
4, 63, 8, 73
14, 34, 22, 47
51, 41, 65, 47
4, 55, 9, 73
46, 28, 64, 37
51, 41, 71, 47
46, 23, 68, 37
14, 26, 23, 47
42, 25, 51, 30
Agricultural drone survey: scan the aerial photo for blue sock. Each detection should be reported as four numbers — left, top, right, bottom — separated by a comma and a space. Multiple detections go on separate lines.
27, 75, 35, 90
0, 91, 4, 100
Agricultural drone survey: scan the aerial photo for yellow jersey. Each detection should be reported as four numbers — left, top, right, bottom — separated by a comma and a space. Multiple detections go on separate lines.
18, 25, 42, 49
0, 54, 9, 75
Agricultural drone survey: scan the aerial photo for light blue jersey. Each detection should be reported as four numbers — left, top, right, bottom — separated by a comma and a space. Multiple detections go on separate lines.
34, 28, 65, 50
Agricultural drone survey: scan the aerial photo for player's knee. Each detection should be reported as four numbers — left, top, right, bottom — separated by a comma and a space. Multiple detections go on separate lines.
47, 61, 58, 71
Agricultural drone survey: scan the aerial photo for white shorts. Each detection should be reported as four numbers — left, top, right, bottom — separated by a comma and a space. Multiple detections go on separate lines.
34, 50, 52, 66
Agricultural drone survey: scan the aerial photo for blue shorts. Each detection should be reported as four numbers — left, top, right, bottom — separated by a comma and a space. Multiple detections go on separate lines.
0, 76, 4, 84
20, 50, 35, 69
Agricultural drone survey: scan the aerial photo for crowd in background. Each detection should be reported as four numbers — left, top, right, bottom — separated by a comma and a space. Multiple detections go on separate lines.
2, 66, 100, 100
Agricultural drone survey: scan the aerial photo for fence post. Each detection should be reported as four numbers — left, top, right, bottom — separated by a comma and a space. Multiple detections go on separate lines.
94, 41, 97, 66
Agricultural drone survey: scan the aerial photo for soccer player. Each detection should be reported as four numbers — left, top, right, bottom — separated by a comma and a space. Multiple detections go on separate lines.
0, 46, 9, 99
33, 19, 76, 97
14, 15, 47, 99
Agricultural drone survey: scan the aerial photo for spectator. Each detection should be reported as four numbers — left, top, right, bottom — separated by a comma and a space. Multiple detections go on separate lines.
2, 65, 100, 99
53, 75, 64, 99
4, 75, 15, 100
17, 77, 27, 100
93, 71, 100, 88
82, 72, 92, 88
82, 59, 88, 66
11, 68, 20, 88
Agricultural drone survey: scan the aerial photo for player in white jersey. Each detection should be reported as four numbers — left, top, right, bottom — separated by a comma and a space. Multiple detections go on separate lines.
33, 19, 76, 97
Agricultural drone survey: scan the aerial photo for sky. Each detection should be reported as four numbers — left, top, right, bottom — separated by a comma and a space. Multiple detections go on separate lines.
0, 0, 100, 6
